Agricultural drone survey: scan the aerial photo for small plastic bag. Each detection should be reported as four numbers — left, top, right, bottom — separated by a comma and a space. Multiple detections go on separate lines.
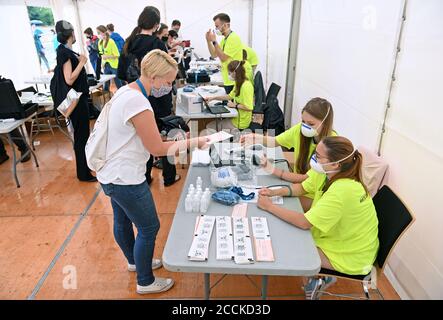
57, 89, 82, 118
210, 166, 238, 188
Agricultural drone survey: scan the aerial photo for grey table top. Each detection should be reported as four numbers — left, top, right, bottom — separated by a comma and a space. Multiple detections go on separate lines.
162, 146, 321, 276
0, 113, 36, 134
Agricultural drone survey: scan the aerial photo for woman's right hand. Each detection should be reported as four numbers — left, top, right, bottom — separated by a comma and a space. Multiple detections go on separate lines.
79, 54, 88, 66
258, 188, 275, 197
240, 133, 256, 146
259, 155, 274, 173
192, 136, 210, 150
204, 96, 213, 103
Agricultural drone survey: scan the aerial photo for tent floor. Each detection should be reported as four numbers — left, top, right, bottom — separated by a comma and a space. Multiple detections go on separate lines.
0, 129, 400, 300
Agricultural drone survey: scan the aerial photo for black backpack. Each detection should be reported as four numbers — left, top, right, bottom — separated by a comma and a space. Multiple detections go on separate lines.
158, 115, 189, 137
117, 52, 140, 82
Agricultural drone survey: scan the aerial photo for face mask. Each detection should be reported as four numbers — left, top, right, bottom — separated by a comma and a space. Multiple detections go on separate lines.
150, 80, 172, 98
161, 36, 169, 42
300, 106, 331, 138
309, 149, 356, 174
228, 62, 241, 81
98, 34, 103, 40
214, 28, 222, 36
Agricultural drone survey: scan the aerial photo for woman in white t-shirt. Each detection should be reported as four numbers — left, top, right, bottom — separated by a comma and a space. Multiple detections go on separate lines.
98, 49, 208, 295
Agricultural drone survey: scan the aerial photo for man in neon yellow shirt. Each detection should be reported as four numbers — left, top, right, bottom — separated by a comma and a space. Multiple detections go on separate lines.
256, 136, 379, 299
206, 13, 243, 95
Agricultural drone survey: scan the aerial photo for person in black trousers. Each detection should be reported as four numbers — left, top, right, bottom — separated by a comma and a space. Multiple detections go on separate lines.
53, 20, 96, 182
123, 7, 180, 186
0, 129, 31, 165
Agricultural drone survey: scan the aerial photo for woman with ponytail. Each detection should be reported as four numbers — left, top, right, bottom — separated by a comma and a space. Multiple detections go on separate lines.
241, 97, 336, 211
97, 24, 122, 91
205, 59, 254, 130
122, 6, 180, 186
257, 136, 379, 298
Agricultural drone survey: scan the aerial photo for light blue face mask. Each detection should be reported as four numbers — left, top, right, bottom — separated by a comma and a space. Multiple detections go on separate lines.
151, 82, 172, 98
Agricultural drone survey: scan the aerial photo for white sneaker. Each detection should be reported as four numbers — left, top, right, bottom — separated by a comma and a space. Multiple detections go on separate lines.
136, 277, 174, 294
128, 259, 163, 272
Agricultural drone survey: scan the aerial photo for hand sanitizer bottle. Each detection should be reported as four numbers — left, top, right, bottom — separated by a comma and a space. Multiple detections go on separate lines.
185, 194, 193, 212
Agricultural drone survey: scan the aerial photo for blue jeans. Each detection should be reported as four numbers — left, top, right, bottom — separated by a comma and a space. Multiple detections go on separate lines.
101, 181, 160, 286
103, 62, 123, 91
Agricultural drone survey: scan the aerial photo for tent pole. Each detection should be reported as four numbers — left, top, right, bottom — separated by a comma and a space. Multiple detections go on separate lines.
377, 0, 408, 156
248, 0, 254, 47
72, 0, 86, 56
283, 0, 302, 130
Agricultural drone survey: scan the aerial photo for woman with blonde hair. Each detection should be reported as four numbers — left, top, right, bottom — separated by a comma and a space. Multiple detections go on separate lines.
97, 49, 208, 294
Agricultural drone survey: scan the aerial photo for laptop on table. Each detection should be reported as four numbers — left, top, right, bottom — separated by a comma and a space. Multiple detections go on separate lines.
198, 93, 230, 114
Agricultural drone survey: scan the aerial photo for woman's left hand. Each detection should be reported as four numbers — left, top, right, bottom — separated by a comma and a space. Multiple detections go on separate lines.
227, 101, 236, 108
257, 194, 273, 211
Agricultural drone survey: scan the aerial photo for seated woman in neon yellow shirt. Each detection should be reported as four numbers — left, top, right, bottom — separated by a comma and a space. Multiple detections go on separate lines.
257, 136, 379, 299
206, 60, 254, 131
241, 97, 336, 211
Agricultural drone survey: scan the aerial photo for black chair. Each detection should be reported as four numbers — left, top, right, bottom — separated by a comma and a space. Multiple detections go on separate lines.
265, 82, 281, 104
313, 185, 415, 300
253, 71, 266, 114
249, 82, 283, 133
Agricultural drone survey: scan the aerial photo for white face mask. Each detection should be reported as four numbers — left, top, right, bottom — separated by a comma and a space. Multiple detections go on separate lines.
310, 149, 356, 174
301, 106, 331, 138
228, 62, 241, 81
214, 28, 222, 36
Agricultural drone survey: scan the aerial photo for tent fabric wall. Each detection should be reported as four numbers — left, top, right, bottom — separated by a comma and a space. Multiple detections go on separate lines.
380, 0, 443, 299
0, 0, 41, 90
292, 0, 404, 150
293, 0, 443, 299
75, 0, 250, 59
252, 0, 292, 107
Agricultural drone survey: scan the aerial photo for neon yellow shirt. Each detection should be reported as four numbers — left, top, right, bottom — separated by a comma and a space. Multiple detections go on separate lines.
244, 45, 259, 66
220, 32, 243, 86
302, 170, 379, 275
99, 38, 120, 69
244, 60, 254, 83
229, 80, 254, 129
276, 123, 337, 173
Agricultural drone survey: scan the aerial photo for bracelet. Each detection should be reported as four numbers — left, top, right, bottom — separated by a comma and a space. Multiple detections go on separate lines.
284, 185, 293, 197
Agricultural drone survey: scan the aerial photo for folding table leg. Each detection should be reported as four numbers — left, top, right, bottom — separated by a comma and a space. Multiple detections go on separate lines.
7, 133, 20, 188
204, 273, 210, 300
18, 126, 39, 168
261, 275, 268, 300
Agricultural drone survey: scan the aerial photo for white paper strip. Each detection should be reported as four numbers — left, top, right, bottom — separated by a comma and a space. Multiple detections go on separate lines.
232, 217, 254, 264
188, 215, 216, 261
215, 216, 234, 260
